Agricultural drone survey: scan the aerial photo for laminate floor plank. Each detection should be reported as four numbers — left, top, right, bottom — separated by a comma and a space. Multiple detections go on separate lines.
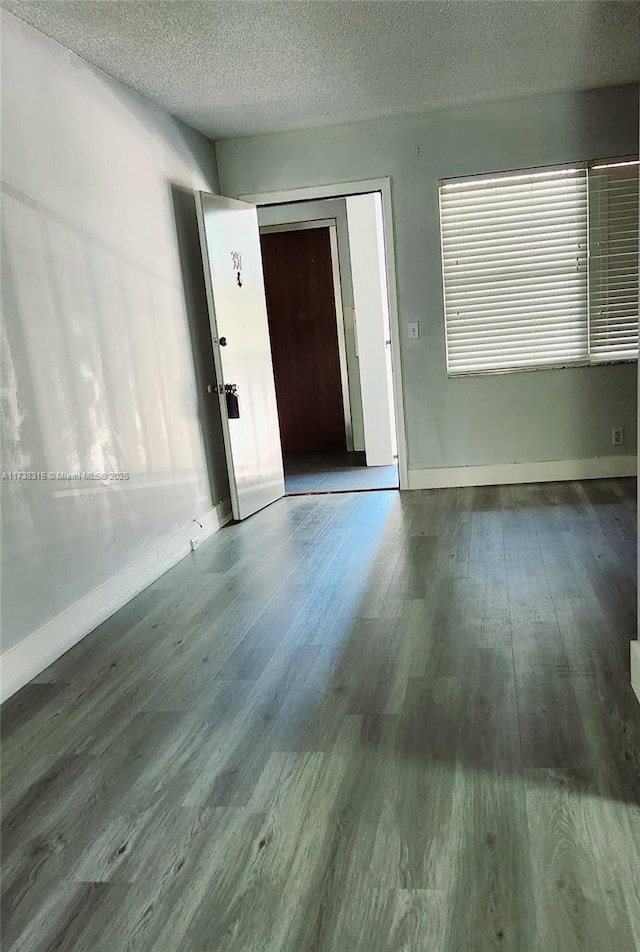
2, 478, 639, 952
441, 768, 535, 952
524, 768, 639, 952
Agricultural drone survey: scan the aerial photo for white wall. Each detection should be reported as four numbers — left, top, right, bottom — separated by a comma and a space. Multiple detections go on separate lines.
1, 13, 228, 694
217, 84, 639, 484
346, 193, 396, 466
257, 198, 365, 450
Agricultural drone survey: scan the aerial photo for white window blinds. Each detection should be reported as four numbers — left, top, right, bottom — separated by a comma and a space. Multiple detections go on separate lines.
588, 160, 639, 361
439, 160, 639, 375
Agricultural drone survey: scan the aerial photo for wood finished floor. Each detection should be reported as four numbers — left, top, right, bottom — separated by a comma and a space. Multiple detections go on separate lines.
284, 451, 399, 494
2, 478, 639, 952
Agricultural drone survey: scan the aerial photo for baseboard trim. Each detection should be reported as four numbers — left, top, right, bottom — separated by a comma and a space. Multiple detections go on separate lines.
407, 455, 637, 490
632, 641, 640, 705
0, 498, 232, 704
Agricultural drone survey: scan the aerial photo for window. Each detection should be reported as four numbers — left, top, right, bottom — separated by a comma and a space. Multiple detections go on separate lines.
588, 161, 640, 362
439, 159, 639, 375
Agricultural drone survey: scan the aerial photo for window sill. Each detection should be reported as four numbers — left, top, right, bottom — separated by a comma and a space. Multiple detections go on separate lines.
447, 357, 638, 378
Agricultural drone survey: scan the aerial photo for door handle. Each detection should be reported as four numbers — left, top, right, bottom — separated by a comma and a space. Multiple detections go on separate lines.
222, 383, 240, 419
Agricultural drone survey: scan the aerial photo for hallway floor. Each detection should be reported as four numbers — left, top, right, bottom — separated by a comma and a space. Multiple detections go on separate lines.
284, 451, 399, 494
2, 478, 639, 952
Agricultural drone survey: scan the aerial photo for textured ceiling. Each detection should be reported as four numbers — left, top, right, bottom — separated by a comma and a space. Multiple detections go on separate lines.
2, 1, 639, 140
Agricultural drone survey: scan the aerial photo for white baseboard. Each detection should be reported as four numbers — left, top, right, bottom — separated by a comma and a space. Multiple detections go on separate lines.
632, 641, 640, 705
407, 455, 637, 490
0, 498, 232, 704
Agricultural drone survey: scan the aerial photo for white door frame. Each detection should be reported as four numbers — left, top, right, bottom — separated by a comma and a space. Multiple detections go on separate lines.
241, 178, 407, 490
259, 218, 354, 451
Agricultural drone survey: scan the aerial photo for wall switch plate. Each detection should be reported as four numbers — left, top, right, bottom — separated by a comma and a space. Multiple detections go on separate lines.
612, 427, 625, 446
190, 537, 200, 552
408, 321, 420, 339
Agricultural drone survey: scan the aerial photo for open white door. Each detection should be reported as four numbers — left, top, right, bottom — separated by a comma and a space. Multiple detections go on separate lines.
196, 192, 284, 520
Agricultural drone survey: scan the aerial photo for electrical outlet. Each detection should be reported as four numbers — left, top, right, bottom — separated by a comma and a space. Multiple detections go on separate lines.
190, 537, 200, 552
612, 427, 625, 447
408, 321, 420, 340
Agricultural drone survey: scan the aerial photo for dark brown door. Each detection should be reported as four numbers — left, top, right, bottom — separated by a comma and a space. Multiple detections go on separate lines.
260, 228, 346, 454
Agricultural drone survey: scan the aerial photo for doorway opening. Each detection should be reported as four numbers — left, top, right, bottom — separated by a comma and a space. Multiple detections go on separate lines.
255, 190, 401, 496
